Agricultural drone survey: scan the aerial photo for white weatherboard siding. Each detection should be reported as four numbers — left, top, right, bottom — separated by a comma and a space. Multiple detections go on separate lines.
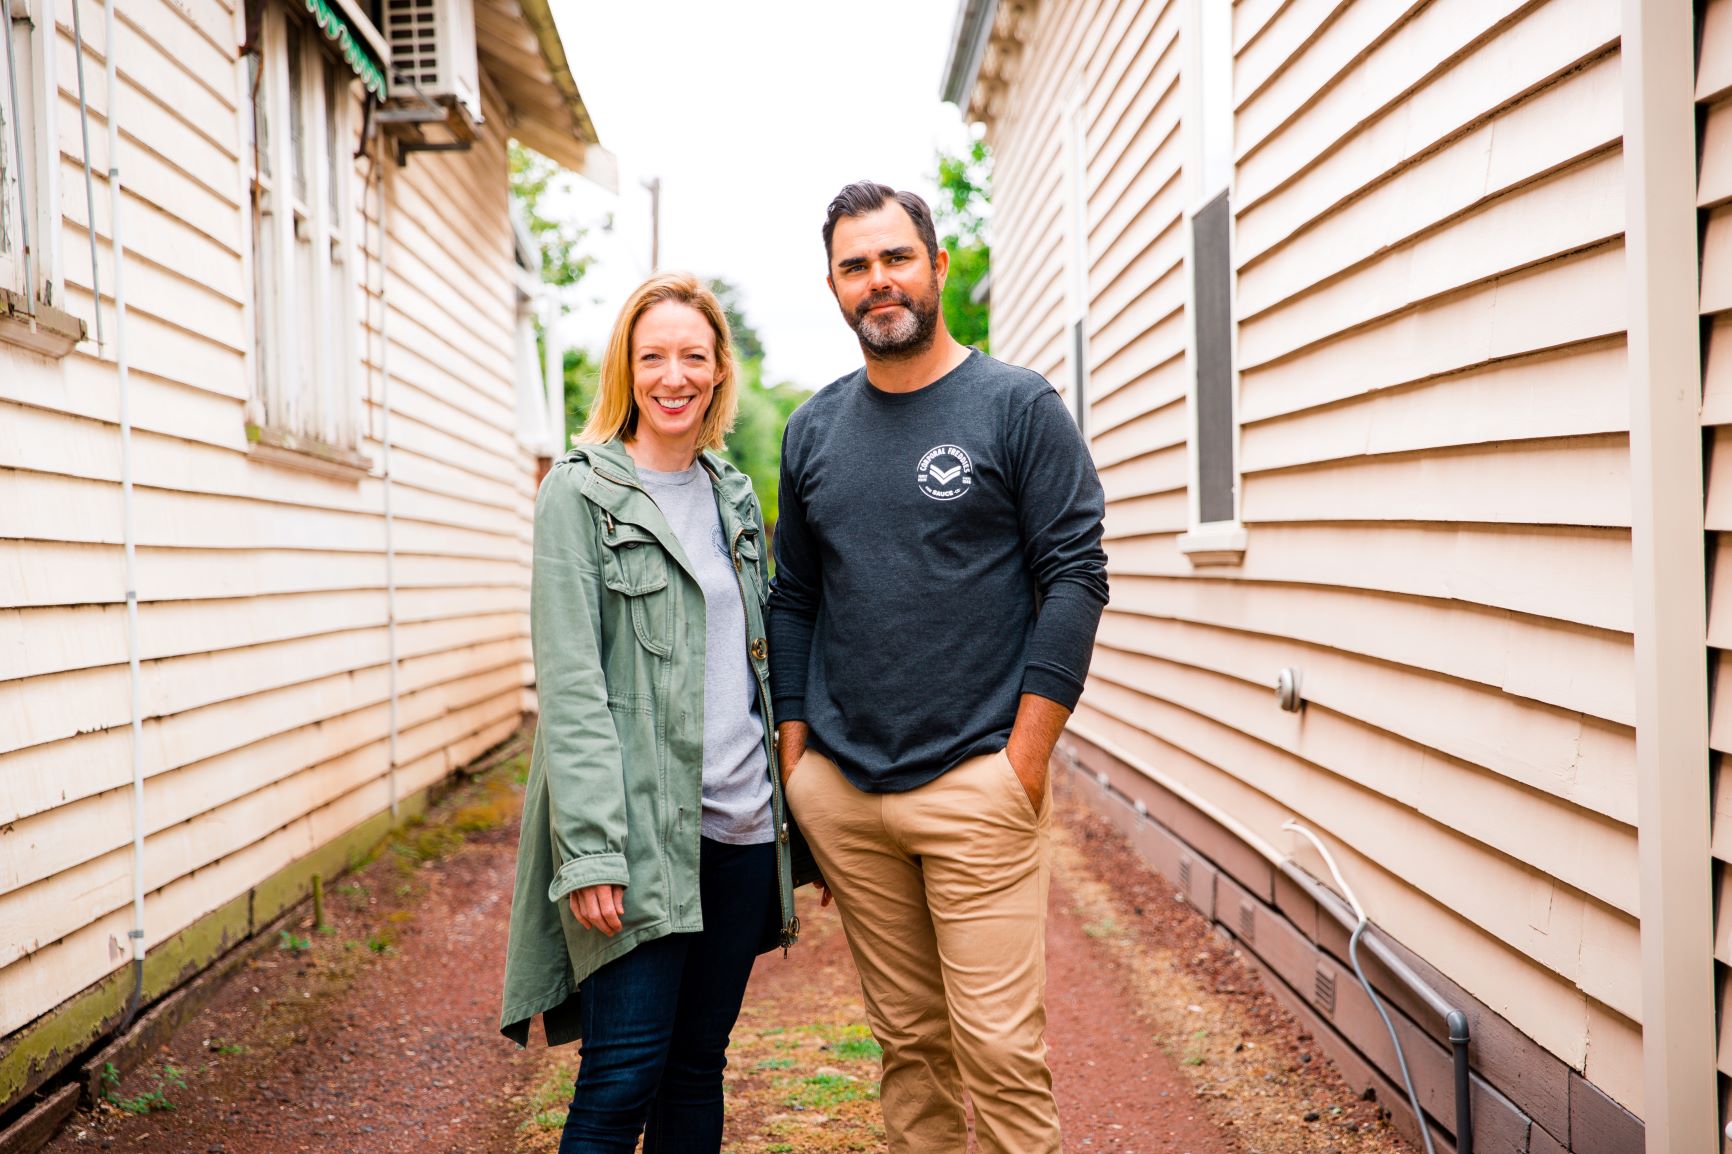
983, 0, 1643, 1113
1698, 0, 1732, 1111
0, 0, 534, 1039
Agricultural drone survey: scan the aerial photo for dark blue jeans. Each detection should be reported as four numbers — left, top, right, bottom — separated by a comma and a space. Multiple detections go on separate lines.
558, 837, 775, 1154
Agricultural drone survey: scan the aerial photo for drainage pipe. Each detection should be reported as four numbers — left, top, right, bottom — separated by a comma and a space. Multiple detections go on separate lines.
375, 131, 398, 818
1285, 821, 1457, 1154
1067, 725, 1472, 1152
101, 0, 144, 1026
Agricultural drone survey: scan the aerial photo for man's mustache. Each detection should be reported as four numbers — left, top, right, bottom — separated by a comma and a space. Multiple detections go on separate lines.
854, 290, 915, 322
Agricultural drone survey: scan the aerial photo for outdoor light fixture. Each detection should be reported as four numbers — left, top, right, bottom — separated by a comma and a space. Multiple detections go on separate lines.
1275, 667, 1303, 713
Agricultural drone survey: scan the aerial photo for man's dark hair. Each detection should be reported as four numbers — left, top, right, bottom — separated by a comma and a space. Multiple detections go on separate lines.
822, 182, 941, 269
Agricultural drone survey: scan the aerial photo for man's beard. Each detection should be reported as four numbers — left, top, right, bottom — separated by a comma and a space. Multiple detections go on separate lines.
848, 278, 941, 359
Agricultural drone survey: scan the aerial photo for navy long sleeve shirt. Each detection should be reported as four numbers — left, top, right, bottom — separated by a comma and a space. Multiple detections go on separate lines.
767, 349, 1109, 793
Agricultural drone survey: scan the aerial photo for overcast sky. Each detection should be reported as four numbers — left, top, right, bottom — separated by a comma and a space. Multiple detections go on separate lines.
548, 1, 972, 392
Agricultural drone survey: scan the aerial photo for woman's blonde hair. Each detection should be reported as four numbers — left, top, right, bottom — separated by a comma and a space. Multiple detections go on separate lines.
579, 272, 739, 452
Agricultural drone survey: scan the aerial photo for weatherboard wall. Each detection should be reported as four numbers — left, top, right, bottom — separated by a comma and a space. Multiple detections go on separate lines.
1697, 0, 1732, 1133
0, 0, 534, 1054
978, 0, 1644, 1132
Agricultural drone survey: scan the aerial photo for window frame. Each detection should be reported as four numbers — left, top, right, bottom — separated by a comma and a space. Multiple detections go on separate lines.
1, 0, 65, 310
1176, 0, 1246, 565
1063, 86, 1090, 438
246, 2, 366, 466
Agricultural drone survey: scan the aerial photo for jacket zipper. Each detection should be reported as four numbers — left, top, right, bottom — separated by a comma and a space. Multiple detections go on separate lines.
729, 521, 797, 955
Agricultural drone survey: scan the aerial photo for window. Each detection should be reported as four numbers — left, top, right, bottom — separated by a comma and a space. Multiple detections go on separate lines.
1, 0, 62, 310
248, 3, 362, 456
1178, 0, 1244, 563
1064, 90, 1089, 436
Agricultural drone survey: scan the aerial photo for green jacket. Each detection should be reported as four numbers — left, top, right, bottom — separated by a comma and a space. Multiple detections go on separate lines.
500, 439, 798, 1046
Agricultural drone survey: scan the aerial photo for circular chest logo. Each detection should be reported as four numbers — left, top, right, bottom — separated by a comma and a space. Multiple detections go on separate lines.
917, 444, 974, 501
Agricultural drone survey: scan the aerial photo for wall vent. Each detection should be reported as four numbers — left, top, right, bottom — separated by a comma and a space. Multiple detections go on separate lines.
1238, 899, 1256, 943
1313, 963, 1337, 1017
1178, 856, 1193, 892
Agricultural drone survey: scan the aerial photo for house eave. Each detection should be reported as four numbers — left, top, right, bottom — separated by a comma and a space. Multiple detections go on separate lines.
940, 0, 1000, 108
485, 0, 619, 191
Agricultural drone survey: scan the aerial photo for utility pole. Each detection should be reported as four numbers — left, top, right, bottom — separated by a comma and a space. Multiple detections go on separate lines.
642, 176, 661, 271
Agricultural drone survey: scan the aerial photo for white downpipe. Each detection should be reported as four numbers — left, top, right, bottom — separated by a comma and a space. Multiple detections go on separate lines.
377, 134, 398, 818
103, 0, 144, 1016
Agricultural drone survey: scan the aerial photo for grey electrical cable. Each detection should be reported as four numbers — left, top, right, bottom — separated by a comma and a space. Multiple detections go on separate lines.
1282, 822, 1437, 1154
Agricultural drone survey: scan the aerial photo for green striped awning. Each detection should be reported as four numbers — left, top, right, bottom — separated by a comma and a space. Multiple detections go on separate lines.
304, 0, 389, 99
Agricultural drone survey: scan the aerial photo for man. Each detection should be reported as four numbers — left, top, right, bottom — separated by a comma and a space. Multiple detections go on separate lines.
768, 181, 1108, 1154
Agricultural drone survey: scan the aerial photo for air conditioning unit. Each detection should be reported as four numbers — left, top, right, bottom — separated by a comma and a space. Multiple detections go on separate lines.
383, 0, 481, 127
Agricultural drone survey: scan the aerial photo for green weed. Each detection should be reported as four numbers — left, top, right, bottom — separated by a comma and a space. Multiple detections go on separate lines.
1181, 1028, 1207, 1067
520, 1061, 577, 1132
102, 1062, 187, 1114
829, 1025, 882, 1062
278, 930, 311, 954
781, 1073, 877, 1111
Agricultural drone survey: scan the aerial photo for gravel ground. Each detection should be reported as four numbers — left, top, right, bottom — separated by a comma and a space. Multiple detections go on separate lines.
44, 756, 1414, 1154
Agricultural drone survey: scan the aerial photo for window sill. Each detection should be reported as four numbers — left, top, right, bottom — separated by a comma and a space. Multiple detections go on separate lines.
0, 288, 86, 359
246, 423, 374, 482
1177, 523, 1247, 568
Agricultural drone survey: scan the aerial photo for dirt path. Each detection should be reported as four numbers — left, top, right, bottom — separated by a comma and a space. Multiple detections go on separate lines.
44, 769, 535, 1154
47, 762, 1410, 1154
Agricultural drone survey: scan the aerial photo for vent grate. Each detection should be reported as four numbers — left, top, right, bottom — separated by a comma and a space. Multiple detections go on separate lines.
1313, 963, 1337, 1016
1178, 856, 1192, 892
1238, 900, 1256, 943
385, 0, 441, 87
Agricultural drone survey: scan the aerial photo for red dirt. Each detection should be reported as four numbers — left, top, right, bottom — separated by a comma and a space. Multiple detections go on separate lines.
42, 764, 1406, 1154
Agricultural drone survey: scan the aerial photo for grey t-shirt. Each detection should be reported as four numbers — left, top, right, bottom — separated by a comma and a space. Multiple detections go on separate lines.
637, 462, 772, 844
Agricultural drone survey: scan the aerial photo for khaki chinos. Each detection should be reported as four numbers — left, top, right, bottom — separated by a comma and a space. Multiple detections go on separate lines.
786, 746, 1059, 1154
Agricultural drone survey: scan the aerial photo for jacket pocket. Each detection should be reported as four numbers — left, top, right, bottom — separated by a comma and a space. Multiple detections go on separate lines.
600, 524, 672, 656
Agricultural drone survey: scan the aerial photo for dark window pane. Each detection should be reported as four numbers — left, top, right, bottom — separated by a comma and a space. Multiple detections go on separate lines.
1193, 190, 1235, 524
287, 21, 307, 204
1072, 318, 1087, 429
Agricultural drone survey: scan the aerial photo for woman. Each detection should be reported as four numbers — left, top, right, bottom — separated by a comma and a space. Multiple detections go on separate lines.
500, 273, 799, 1153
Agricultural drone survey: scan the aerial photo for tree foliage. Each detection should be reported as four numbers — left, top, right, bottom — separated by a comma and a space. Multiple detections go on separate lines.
509, 142, 593, 290
936, 138, 991, 352
710, 278, 806, 532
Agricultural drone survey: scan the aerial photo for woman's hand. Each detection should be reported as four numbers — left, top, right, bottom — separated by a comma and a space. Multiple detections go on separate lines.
569, 884, 626, 936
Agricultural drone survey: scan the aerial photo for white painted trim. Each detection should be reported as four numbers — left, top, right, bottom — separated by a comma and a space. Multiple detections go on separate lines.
27, 0, 59, 308
235, 0, 258, 416
1179, 0, 1246, 564
1621, 0, 1716, 1148
0, 0, 59, 304
1063, 82, 1089, 438
1175, 523, 1247, 566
